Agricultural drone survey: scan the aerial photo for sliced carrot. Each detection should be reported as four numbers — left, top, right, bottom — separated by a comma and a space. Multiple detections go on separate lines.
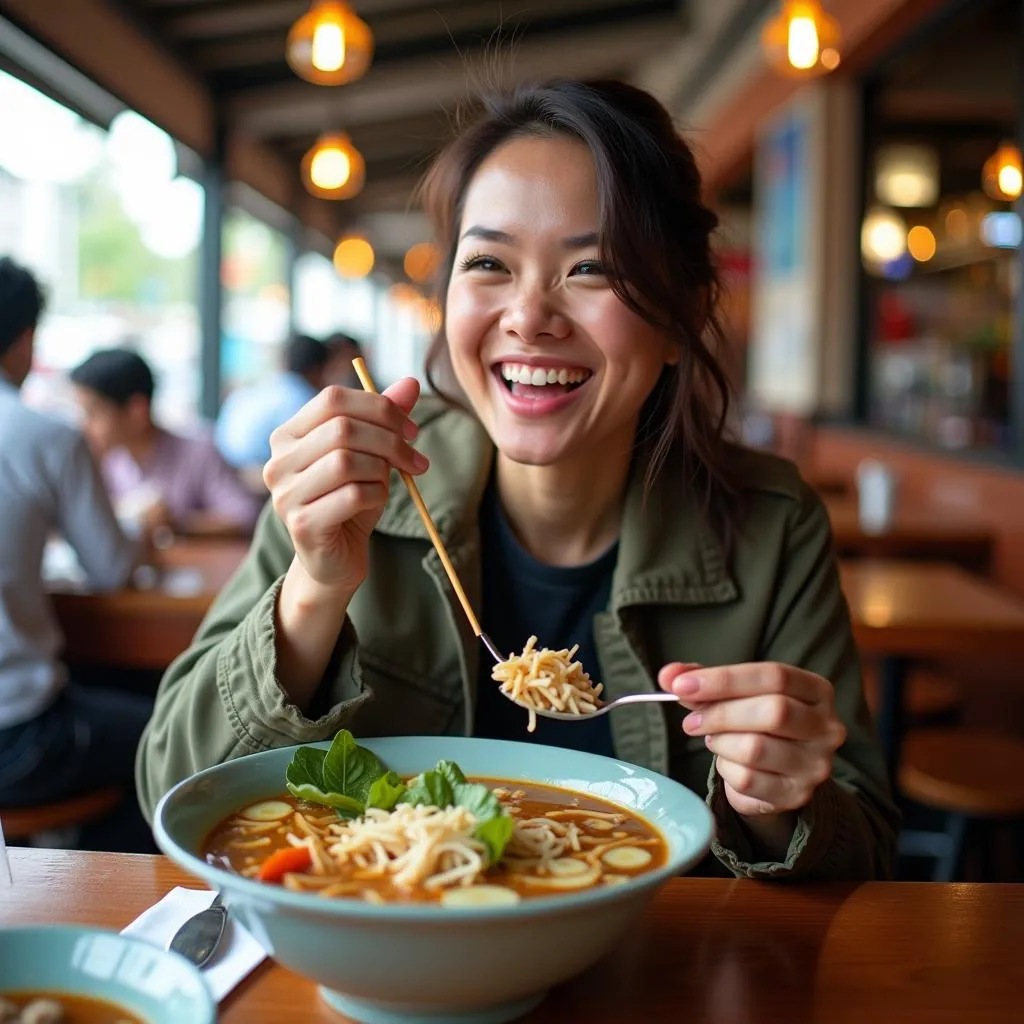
257, 845, 313, 883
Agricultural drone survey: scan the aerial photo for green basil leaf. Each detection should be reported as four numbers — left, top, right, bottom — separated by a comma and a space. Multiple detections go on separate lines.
399, 769, 455, 809
285, 746, 328, 791
366, 771, 407, 811
286, 781, 364, 819
321, 730, 385, 806
434, 760, 467, 788
474, 814, 516, 865
451, 781, 504, 823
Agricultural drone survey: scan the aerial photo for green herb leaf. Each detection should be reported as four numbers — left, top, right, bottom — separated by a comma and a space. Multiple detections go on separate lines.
321, 730, 386, 807
285, 781, 364, 819
474, 814, 516, 865
451, 781, 504, 823
399, 768, 455, 809
435, 760, 467, 788
285, 746, 328, 791
366, 771, 407, 811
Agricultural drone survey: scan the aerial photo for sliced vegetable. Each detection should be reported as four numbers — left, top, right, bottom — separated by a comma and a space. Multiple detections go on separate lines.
546, 857, 592, 877
519, 863, 602, 890
601, 846, 653, 870
440, 885, 521, 908
257, 845, 312, 883
240, 800, 293, 822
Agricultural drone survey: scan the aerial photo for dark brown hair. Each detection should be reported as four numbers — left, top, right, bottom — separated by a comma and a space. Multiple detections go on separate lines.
419, 79, 739, 537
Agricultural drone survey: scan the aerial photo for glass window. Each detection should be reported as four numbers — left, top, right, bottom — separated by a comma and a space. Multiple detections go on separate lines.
861, 0, 1020, 454
0, 71, 204, 431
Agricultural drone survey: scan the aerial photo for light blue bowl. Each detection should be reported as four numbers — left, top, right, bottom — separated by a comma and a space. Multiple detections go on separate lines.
154, 736, 714, 1024
0, 925, 215, 1023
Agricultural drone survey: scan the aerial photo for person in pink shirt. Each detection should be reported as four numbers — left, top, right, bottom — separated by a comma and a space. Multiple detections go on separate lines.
70, 349, 261, 537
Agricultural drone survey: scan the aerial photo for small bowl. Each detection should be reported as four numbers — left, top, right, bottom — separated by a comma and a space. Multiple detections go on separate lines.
155, 736, 714, 1024
0, 925, 215, 1024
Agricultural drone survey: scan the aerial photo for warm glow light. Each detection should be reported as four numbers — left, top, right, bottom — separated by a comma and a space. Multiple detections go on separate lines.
388, 283, 421, 309
787, 16, 819, 70
761, 1, 841, 77
404, 242, 440, 284
301, 132, 364, 199
286, 2, 373, 87
333, 236, 374, 277
982, 142, 1023, 202
875, 144, 939, 208
861, 207, 907, 267
907, 225, 936, 262
310, 147, 350, 191
945, 207, 970, 243
311, 21, 345, 72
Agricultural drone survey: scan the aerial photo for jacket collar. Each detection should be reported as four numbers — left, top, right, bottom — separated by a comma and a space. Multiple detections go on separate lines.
375, 402, 737, 610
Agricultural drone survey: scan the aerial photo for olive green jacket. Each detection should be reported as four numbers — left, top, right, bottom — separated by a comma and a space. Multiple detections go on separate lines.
136, 400, 899, 880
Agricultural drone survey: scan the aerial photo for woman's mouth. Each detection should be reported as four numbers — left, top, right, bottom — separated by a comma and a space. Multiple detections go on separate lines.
497, 362, 592, 398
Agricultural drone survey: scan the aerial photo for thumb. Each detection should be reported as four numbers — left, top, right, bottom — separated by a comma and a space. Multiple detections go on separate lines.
381, 376, 421, 416
657, 662, 703, 694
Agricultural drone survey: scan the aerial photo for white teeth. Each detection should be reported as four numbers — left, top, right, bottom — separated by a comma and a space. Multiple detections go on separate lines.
499, 363, 590, 386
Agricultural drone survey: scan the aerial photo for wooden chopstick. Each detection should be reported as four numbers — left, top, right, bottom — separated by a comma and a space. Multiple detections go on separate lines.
351, 358, 485, 640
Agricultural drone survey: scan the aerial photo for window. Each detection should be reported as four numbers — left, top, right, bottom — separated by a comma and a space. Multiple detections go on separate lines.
860, 0, 1021, 455
0, 71, 203, 430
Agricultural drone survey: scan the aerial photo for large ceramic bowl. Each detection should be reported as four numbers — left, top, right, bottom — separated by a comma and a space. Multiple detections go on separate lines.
0, 925, 215, 1023
154, 736, 714, 1024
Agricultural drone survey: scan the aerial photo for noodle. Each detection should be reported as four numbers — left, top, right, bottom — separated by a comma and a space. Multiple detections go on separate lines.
491, 635, 604, 732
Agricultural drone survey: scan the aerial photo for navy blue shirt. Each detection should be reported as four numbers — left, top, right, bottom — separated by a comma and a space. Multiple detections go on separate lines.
473, 476, 617, 756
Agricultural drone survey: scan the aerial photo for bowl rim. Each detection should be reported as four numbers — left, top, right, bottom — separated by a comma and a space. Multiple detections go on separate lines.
154, 735, 714, 922
0, 923, 216, 1017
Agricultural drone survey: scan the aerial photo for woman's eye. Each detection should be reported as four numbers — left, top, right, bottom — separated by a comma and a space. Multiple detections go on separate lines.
570, 260, 607, 277
458, 254, 505, 273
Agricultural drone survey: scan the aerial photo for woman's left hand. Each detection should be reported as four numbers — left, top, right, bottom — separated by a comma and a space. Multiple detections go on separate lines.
658, 662, 847, 819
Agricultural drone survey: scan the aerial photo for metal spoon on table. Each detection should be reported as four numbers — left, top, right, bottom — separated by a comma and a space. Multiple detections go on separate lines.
168, 893, 227, 968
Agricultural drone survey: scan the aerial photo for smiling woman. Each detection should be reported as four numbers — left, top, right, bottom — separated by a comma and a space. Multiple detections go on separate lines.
137, 79, 899, 886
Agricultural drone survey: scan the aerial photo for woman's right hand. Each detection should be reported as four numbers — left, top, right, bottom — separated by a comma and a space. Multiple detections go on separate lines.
263, 378, 428, 596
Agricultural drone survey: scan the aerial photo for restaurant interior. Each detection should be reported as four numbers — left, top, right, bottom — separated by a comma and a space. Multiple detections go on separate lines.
1, 1, 1022, 1022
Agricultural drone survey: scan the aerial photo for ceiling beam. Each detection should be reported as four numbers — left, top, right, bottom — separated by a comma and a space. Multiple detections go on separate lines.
227, 16, 683, 139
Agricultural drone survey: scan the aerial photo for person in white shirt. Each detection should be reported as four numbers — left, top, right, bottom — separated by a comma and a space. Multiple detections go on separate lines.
0, 256, 153, 852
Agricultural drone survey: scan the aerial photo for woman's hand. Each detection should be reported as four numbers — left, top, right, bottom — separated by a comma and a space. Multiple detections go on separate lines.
263, 379, 428, 595
658, 662, 846, 821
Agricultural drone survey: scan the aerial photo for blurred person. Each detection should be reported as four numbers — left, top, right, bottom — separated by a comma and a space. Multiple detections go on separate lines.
70, 348, 261, 537
215, 333, 363, 481
0, 256, 153, 852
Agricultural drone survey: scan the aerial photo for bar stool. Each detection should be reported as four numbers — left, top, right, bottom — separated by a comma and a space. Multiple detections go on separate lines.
1, 787, 123, 843
897, 729, 1024, 881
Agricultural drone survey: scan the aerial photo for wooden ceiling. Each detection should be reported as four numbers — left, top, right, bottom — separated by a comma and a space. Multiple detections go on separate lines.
115, 0, 688, 248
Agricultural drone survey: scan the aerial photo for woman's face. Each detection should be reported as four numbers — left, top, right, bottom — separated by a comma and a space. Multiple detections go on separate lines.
445, 134, 677, 468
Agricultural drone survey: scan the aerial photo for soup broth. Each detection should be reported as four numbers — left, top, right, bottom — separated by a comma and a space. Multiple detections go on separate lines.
203, 779, 667, 905
0, 992, 144, 1023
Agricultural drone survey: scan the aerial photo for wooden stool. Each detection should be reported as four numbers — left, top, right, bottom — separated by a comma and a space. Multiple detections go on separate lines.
863, 665, 962, 721
897, 729, 1024, 881
1, 787, 123, 842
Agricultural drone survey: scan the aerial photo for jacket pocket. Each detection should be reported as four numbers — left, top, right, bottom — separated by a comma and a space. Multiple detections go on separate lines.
351, 646, 463, 737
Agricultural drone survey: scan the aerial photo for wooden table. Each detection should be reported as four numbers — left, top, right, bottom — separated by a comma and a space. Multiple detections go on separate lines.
826, 497, 993, 568
50, 539, 249, 669
841, 560, 1024, 774
3, 850, 1022, 1023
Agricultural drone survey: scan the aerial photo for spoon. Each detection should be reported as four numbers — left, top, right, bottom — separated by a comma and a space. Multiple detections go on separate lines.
168, 893, 227, 968
352, 358, 504, 667
525, 692, 682, 723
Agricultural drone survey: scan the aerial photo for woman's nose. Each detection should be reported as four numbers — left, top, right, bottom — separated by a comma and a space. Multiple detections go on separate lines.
499, 280, 572, 344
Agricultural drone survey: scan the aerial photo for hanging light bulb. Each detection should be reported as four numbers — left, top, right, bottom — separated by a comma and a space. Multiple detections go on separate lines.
861, 206, 907, 272
982, 142, 1023, 202
761, 1, 842, 77
301, 132, 364, 200
333, 236, 374, 277
286, 2, 373, 86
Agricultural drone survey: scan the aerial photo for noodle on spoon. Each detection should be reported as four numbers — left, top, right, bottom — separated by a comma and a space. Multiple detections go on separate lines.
492, 636, 605, 732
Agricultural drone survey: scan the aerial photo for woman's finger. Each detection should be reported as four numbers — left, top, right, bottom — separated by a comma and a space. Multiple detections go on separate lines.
275, 413, 427, 480
714, 756, 816, 814
705, 733, 834, 784
284, 481, 389, 548
684, 694, 827, 741
666, 662, 830, 707
275, 448, 392, 513
273, 380, 418, 444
